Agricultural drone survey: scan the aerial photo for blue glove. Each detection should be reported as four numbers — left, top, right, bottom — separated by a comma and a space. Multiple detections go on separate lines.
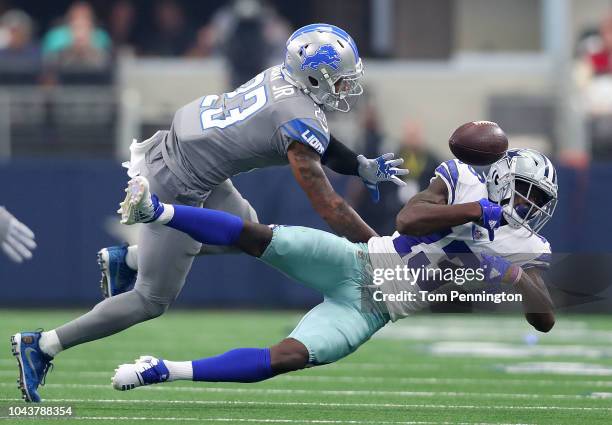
357, 153, 409, 203
480, 253, 521, 285
478, 198, 502, 241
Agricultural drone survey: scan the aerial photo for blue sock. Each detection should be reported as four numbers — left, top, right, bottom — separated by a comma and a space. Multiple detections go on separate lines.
166, 205, 244, 245
192, 348, 274, 383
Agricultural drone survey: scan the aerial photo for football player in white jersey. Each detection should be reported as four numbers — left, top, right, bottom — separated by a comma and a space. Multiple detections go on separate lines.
110, 148, 557, 390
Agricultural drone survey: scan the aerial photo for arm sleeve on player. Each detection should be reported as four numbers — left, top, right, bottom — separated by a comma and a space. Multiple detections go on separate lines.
434, 160, 460, 204
279, 118, 331, 156
320, 134, 359, 176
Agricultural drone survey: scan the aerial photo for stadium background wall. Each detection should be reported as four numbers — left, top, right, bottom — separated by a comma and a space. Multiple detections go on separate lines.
1, 159, 611, 311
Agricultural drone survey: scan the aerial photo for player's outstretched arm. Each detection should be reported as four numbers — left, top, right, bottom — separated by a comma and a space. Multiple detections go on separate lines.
322, 135, 409, 203
320, 134, 360, 175
396, 177, 482, 236
480, 255, 555, 333
287, 142, 378, 243
517, 268, 555, 333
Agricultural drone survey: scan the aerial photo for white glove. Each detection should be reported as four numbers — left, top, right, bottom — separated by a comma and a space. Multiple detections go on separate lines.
0, 207, 36, 263
357, 153, 410, 202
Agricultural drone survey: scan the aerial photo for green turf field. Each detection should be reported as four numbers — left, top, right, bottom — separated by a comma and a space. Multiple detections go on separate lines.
1, 310, 611, 424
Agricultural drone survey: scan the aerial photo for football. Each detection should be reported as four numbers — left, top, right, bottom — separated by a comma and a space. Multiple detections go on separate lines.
449, 121, 508, 166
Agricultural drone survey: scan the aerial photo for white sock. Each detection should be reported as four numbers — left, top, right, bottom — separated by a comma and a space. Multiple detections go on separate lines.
164, 360, 193, 381
125, 245, 138, 270
156, 203, 175, 225
39, 330, 63, 358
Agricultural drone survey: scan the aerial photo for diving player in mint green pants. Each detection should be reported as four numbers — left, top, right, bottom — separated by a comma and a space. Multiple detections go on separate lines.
112, 176, 388, 389
113, 161, 556, 389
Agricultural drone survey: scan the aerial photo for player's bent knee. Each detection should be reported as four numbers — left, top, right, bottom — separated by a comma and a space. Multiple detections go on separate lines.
132, 289, 171, 320
142, 301, 169, 320
270, 338, 309, 373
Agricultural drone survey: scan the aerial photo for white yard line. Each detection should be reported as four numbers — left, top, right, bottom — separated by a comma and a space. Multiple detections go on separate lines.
376, 323, 612, 344
279, 375, 612, 387
0, 383, 608, 403
1, 367, 611, 387
0, 397, 607, 413
2, 370, 611, 388
590, 392, 612, 398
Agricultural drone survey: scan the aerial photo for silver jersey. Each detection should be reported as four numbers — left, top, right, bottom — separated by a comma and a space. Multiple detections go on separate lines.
161, 65, 331, 195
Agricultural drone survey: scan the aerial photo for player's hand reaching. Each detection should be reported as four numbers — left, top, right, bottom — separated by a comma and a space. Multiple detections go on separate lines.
0, 207, 36, 263
357, 153, 409, 203
480, 253, 522, 285
477, 198, 502, 241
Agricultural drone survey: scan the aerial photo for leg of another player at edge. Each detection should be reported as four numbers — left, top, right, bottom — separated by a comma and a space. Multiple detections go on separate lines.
164, 338, 309, 382
39, 206, 284, 360
157, 202, 272, 257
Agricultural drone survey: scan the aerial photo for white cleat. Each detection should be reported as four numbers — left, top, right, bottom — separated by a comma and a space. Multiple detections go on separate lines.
112, 355, 169, 391
118, 177, 157, 225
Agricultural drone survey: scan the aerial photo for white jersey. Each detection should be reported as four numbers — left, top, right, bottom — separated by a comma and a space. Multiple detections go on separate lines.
367, 159, 552, 321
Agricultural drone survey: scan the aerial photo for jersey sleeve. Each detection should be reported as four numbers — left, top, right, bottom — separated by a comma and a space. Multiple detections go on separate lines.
270, 93, 331, 157
434, 159, 485, 205
518, 235, 552, 270
278, 117, 330, 156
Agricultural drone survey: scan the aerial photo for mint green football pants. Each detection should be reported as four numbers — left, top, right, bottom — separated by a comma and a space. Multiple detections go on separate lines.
259, 226, 389, 365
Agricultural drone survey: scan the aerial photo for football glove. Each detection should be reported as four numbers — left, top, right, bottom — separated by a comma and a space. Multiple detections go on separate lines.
0, 207, 36, 263
480, 253, 522, 285
357, 153, 409, 203
478, 198, 502, 241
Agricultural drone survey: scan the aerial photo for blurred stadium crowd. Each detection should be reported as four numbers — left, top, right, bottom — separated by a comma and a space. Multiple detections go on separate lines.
1, 0, 612, 162
0, 0, 292, 86
1, 1, 612, 159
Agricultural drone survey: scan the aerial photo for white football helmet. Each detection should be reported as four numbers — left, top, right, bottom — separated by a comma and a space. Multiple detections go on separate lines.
487, 149, 558, 233
281, 23, 364, 112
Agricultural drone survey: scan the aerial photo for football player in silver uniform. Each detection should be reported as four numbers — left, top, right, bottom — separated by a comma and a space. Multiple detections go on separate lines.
11, 23, 408, 403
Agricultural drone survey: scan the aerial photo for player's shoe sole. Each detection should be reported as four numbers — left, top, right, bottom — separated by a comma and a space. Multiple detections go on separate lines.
119, 177, 153, 225
97, 248, 112, 298
96, 245, 137, 298
11, 333, 34, 402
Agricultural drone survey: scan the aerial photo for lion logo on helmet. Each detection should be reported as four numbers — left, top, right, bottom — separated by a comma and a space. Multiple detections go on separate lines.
300, 44, 342, 71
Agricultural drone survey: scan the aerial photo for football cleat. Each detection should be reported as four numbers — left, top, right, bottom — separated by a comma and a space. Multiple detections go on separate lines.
97, 245, 137, 298
112, 355, 169, 391
118, 176, 164, 225
11, 332, 54, 402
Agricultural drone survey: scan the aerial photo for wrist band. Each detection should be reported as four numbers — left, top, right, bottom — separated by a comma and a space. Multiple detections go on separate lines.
510, 266, 523, 285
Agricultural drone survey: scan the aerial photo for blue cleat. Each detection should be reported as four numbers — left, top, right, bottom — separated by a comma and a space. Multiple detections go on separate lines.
10, 332, 53, 403
112, 355, 169, 391
97, 244, 137, 298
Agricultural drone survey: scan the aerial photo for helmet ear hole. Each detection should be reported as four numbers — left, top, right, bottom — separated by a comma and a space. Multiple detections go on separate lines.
308, 76, 319, 87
